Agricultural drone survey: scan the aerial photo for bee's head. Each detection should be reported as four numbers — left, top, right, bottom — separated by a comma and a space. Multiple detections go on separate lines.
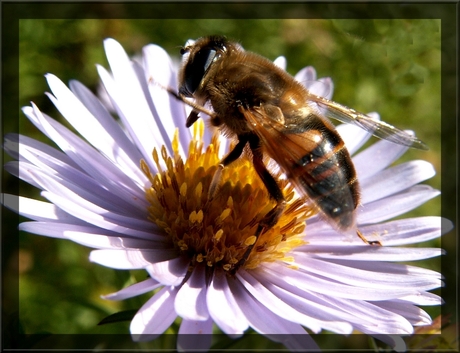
178, 35, 229, 97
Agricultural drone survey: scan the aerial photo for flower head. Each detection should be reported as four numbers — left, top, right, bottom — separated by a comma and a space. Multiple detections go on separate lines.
3, 38, 452, 351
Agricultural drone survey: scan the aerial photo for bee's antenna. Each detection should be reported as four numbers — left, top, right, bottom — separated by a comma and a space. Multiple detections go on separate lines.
148, 77, 216, 118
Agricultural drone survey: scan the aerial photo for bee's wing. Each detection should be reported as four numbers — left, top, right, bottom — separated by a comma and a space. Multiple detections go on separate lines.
240, 105, 358, 231
307, 93, 428, 150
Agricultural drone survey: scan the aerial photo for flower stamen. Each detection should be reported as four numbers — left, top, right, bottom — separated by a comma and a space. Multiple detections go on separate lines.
142, 119, 313, 272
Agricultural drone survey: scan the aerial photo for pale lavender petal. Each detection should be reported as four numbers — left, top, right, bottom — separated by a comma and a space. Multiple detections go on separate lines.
360, 160, 435, 204
10, 139, 149, 222
228, 276, 292, 333
295, 66, 317, 83
239, 273, 353, 334
18, 221, 71, 239
4, 133, 80, 169
61, 227, 171, 250
357, 185, 440, 225
318, 77, 334, 99
357, 216, 450, 246
18, 222, 171, 249
252, 266, 404, 329
131, 286, 178, 341
146, 256, 189, 286
291, 255, 440, 291
101, 39, 170, 173
96, 64, 160, 174
206, 269, 248, 335
142, 44, 190, 157
303, 217, 447, 247
23, 104, 146, 203
296, 66, 335, 101
175, 265, 209, 320
46, 74, 147, 187
8, 142, 148, 216
102, 278, 161, 300
68, 79, 148, 185
89, 249, 176, 269
3, 195, 80, 224
353, 138, 409, 180
177, 318, 213, 351
227, 277, 320, 350
273, 56, 286, 70
41, 190, 158, 239
131, 62, 175, 157
4, 161, 42, 191
371, 300, 432, 326
319, 295, 414, 334
303, 77, 334, 99
396, 292, 443, 306
258, 263, 420, 301
236, 269, 323, 333
294, 244, 443, 262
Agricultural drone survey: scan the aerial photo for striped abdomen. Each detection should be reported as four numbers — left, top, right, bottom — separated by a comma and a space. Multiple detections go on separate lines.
286, 123, 360, 230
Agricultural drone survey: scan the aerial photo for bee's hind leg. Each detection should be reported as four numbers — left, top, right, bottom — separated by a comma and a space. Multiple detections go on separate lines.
250, 135, 287, 230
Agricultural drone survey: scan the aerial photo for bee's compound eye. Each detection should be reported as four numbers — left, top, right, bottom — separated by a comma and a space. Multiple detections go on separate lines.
183, 48, 217, 95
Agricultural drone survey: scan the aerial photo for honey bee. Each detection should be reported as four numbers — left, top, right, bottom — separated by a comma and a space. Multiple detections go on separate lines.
170, 35, 427, 262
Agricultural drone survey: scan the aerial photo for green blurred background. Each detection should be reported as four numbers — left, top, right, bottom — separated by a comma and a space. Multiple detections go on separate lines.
2, 2, 456, 351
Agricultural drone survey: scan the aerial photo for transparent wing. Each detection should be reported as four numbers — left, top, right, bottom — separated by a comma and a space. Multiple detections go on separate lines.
307, 93, 428, 150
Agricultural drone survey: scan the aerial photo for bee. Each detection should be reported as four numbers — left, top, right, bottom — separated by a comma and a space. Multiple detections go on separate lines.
171, 35, 427, 263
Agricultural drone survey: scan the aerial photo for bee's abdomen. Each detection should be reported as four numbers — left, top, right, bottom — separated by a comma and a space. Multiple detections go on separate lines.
294, 128, 359, 230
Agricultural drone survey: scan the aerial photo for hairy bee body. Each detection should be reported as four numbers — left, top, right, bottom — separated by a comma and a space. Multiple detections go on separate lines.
177, 35, 426, 236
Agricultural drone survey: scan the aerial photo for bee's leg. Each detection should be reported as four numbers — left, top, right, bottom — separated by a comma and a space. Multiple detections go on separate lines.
250, 141, 286, 232
249, 135, 286, 231
208, 137, 249, 200
232, 136, 286, 272
356, 230, 382, 246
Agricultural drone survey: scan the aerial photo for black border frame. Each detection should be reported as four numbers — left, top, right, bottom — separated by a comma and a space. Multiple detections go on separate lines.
2, 2, 458, 351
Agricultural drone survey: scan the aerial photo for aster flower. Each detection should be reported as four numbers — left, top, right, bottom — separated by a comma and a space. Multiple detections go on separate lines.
3, 38, 452, 351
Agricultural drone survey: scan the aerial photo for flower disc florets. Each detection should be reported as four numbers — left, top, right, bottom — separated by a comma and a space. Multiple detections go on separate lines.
141, 121, 313, 273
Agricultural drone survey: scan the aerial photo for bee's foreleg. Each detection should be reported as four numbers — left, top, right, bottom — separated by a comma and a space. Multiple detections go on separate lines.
208, 137, 249, 200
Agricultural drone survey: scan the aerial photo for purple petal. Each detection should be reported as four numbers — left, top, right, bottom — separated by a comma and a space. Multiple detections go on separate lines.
301, 216, 447, 247
352, 138, 409, 180
227, 276, 320, 350
237, 269, 323, 333
175, 265, 209, 320
146, 256, 189, 286
357, 185, 440, 225
142, 44, 191, 157
258, 263, 421, 301
273, 56, 286, 70
102, 278, 161, 301
177, 318, 213, 351
89, 249, 175, 269
360, 160, 435, 204
206, 269, 248, 335
4, 195, 80, 224
131, 286, 178, 340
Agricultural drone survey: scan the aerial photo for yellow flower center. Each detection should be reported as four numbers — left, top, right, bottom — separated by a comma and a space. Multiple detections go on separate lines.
141, 120, 314, 273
